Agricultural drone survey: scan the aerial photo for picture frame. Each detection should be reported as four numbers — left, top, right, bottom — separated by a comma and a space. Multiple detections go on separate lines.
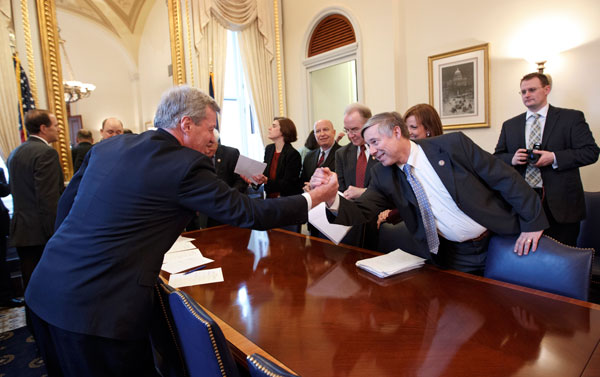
428, 43, 489, 130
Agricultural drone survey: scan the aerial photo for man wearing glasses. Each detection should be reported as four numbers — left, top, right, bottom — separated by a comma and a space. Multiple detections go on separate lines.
494, 72, 599, 246
335, 103, 379, 247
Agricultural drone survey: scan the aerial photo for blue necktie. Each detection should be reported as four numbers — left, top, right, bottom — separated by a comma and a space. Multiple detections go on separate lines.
403, 164, 439, 254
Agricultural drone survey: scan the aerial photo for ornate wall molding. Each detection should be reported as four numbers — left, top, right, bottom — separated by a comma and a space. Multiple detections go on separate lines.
167, 0, 186, 85
36, 0, 73, 180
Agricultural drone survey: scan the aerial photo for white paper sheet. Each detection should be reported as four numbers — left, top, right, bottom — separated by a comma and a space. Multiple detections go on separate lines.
168, 268, 224, 288
355, 249, 426, 278
166, 240, 197, 254
234, 155, 267, 184
161, 254, 214, 274
162, 249, 203, 265
308, 202, 351, 245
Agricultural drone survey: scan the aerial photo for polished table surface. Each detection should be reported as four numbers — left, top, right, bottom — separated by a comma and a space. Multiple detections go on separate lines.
176, 226, 600, 377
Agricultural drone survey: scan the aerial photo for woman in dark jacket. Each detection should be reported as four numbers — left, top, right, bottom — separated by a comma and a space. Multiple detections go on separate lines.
254, 117, 303, 198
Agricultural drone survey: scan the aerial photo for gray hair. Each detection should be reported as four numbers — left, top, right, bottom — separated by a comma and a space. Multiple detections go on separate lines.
362, 111, 409, 139
154, 86, 220, 129
344, 103, 372, 120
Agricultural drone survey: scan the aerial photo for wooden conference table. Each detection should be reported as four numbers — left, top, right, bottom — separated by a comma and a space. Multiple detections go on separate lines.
174, 226, 600, 376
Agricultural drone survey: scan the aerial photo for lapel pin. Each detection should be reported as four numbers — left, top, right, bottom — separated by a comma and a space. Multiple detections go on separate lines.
438, 160, 445, 166
217, 158, 221, 163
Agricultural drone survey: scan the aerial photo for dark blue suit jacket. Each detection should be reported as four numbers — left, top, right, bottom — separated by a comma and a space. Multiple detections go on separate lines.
335, 143, 378, 191
494, 105, 599, 223
25, 129, 308, 340
336, 133, 548, 259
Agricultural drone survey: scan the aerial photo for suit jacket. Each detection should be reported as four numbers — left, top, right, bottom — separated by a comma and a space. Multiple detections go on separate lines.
336, 132, 548, 259
494, 105, 599, 223
0, 169, 9, 237
301, 142, 341, 184
214, 144, 247, 193
335, 143, 379, 191
71, 141, 93, 172
7, 137, 64, 246
263, 143, 303, 196
25, 129, 309, 340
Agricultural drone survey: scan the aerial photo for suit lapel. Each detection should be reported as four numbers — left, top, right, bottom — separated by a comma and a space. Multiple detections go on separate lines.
418, 141, 458, 200
541, 105, 559, 148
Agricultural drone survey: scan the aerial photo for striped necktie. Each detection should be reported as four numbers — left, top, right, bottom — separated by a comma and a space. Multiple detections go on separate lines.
525, 113, 542, 187
403, 164, 439, 254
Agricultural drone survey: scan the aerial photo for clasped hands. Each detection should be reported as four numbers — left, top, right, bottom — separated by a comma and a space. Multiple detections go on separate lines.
309, 167, 339, 207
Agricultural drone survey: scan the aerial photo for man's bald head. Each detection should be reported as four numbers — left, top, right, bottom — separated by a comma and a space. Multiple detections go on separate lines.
100, 118, 124, 140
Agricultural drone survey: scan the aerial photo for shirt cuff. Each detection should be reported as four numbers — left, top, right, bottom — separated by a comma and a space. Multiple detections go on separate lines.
552, 152, 558, 169
328, 193, 341, 213
302, 192, 312, 211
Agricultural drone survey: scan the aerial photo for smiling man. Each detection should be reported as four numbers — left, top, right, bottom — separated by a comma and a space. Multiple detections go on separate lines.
300, 119, 340, 187
312, 111, 548, 274
494, 72, 599, 246
24, 86, 338, 376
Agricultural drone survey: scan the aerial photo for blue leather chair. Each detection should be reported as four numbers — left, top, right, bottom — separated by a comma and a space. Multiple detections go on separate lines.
150, 280, 187, 377
246, 353, 299, 377
169, 290, 240, 377
484, 235, 593, 301
577, 191, 600, 279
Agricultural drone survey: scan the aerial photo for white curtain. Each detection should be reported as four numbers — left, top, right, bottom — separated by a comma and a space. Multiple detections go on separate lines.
0, 15, 23, 161
192, 0, 275, 144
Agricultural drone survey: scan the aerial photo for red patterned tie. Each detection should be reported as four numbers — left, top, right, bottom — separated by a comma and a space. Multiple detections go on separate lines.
317, 151, 325, 167
355, 145, 367, 188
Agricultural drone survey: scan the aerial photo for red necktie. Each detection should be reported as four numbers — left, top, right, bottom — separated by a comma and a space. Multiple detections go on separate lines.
317, 151, 325, 167
355, 145, 367, 188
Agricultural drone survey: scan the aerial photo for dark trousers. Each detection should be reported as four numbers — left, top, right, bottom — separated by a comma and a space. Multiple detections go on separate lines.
0, 235, 13, 301
434, 233, 491, 275
16, 244, 45, 291
534, 188, 580, 246
28, 307, 159, 377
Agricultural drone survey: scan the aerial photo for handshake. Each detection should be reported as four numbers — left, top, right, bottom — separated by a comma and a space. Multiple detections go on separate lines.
307, 168, 339, 207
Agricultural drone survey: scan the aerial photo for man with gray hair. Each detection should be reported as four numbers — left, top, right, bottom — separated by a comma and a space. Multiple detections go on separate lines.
25, 86, 338, 376
312, 111, 548, 273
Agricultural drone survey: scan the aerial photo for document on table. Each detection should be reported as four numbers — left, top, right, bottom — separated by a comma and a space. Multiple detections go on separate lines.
355, 249, 426, 278
169, 267, 224, 288
234, 155, 267, 184
161, 250, 213, 274
166, 240, 197, 253
308, 201, 351, 245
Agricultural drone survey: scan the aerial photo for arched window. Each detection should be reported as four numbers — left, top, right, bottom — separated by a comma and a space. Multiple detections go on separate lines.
308, 14, 356, 57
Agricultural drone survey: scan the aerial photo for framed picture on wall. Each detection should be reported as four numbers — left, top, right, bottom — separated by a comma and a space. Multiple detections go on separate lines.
428, 43, 489, 130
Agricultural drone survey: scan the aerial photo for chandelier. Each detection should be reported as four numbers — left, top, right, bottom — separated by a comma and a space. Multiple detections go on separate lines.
59, 33, 95, 103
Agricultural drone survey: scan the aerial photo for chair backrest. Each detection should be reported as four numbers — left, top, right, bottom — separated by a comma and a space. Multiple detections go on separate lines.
169, 290, 240, 377
577, 191, 600, 277
484, 235, 593, 301
150, 279, 188, 377
246, 353, 299, 377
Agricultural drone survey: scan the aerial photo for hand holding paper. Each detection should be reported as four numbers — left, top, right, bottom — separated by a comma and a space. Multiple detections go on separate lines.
234, 155, 267, 185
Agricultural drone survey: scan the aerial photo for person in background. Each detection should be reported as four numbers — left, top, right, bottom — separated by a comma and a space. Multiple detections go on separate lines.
8, 109, 64, 292
301, 119, 340, 191
71, 129, 93, 172
377, 104, 444, 228
494, 72, 599, 246
298, 130, 319, 163
99, 117, 124, 140
253, 117, 303, 199
122, 128, 134, 134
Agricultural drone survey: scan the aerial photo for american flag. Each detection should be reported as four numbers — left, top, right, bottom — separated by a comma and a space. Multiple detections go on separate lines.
13, 55, 36, 142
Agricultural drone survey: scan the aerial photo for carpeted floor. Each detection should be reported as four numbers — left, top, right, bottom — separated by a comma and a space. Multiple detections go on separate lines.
0, 307, 47, 376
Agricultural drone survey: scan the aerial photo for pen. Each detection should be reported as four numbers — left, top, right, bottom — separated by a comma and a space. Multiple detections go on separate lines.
183, 265, 207, 275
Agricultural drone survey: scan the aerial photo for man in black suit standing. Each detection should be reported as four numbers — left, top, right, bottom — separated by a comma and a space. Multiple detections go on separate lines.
71, 129, 93, 172
494, 72, 599, 246
312, 112, 548, 274
301, 119, 340, 189
335, 103, 379, 247
24, 86, 338, 376
7, 109, 64, 291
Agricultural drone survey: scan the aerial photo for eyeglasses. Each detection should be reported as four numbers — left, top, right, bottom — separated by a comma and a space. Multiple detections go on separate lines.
343, 127, 361, 135
519, 87, 542, 95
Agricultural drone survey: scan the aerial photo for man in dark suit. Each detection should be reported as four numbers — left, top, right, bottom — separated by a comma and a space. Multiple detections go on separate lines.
494, 72, 599, 246
301, 119, 340, 189
312, 112, 548, 274
7, 109, 64, 291
187, 129, 248, 230
336, 103, 379, 247
24, 86, 338, 376
71, 129, 93, 172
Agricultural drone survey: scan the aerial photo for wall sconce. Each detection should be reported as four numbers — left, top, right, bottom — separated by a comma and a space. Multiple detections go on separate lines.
535, 60, 547, 74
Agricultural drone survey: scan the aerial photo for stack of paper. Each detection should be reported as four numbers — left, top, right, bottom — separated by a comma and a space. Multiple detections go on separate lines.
169, 267, 224, 288
356, 249, 426, 278
162, 236, 213, 274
